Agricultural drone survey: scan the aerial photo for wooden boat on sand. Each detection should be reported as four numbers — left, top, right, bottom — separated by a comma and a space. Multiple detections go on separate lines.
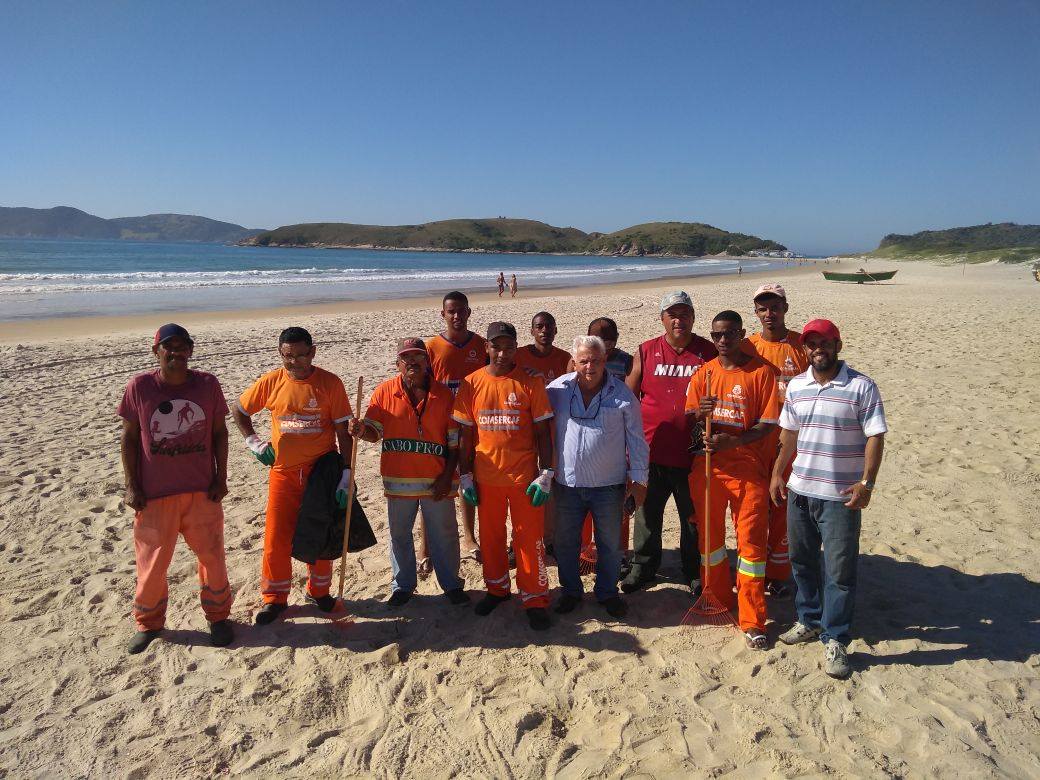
822, 268, 897, 284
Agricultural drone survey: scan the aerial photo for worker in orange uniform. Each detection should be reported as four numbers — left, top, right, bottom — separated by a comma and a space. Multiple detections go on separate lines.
425, 290, 487, 565
515, 311, 572, 385
514, 310, 571, 554
452, 321, 555, 631
686, 310, 780, 650
233, 326, 354, 626
743, 283, 809, 597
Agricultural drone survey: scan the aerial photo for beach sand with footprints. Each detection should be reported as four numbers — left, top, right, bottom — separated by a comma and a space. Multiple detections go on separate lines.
0, 260, 1038, 776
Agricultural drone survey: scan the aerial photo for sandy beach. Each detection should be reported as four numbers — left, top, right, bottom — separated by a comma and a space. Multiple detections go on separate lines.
1, 259, 1038, 777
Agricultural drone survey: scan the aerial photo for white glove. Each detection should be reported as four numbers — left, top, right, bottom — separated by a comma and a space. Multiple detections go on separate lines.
526, 469, 554, 507
244, 434, 275, 466
335, 468, 353, 509
459, 473, 479, 506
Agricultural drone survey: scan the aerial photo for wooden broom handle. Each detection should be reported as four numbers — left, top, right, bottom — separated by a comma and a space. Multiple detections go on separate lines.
336, 376, 364, 600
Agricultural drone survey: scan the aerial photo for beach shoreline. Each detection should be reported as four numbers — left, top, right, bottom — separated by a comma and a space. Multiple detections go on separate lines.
0, 261, 823, 344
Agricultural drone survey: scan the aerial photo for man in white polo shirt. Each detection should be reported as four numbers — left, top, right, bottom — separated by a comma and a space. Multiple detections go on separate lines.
769, 318, 886, 679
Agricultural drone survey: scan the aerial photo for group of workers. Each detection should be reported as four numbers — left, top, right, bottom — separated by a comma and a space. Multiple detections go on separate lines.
118, 282, 886, 679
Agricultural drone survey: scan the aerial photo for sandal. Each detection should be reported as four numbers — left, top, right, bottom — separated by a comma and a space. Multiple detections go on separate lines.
417, 556, 432, 580
744, 629, 768, 651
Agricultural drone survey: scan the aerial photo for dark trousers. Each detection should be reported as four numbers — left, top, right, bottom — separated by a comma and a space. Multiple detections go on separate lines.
787, 491, 861, 646
629, 463, 699, 584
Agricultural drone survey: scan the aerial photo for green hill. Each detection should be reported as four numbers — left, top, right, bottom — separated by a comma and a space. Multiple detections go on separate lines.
110, 214, 262, 243
246, 218, 590, 253
0, 206, 261, 242
245, 218, 784, 256
873, 223, 1040, 264
0, 206, 119, 239
585, 221, 785, 256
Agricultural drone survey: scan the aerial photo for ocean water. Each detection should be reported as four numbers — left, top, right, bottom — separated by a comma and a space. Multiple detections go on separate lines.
0, 238, 779, 320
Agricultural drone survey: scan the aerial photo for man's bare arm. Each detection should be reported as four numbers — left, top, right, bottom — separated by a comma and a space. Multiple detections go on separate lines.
625, 349, 643, 397
209, 415, 229, 502
120, 419, 146, 511
534, 419, 553, 471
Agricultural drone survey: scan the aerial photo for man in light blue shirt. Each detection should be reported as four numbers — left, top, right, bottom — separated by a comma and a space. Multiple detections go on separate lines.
546, 335, 649, 618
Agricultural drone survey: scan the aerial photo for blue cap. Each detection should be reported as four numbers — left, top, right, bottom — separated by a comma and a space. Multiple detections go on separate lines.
153, 323, 193, 346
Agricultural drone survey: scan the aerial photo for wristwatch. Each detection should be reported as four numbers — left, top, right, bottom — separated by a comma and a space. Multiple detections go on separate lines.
860, 479, 875, 490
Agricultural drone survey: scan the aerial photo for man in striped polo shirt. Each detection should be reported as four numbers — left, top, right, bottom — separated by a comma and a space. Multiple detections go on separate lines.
351, 338, 467, 607
769, 319, 886, 679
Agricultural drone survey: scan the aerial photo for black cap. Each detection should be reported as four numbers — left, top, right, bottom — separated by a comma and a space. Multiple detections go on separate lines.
486, 321, 517, 341
154, 323, 193, 347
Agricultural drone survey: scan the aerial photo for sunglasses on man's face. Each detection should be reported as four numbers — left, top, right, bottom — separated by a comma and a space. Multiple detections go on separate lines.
709, 329, 741, 342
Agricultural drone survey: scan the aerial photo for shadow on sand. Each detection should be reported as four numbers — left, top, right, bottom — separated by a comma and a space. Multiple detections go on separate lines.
853, 553, 1040, 668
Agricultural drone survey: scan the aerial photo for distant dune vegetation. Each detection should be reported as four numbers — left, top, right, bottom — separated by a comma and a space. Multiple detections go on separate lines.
243, 218, 786, 257
872, 222, 1040, 264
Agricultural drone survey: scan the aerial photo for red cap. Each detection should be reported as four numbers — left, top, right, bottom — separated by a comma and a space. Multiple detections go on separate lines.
802, 319, 840, 341
396, 337, 428, 357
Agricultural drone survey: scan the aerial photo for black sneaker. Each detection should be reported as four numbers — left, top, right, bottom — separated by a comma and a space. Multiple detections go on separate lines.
620, 573, 653, 594
387, 590, 412, 608
474, 593, 510, 616
127, 629, 161, 655
765, 579, 791, 599
600, 596, 628, 619
209, 619, 234, 647
553, 594, 583, 614
690, 579, 703, 600
445, 588, 470, 606
305, 594, 339, 613
254, 603, 288, 626
526, 607, 551, 631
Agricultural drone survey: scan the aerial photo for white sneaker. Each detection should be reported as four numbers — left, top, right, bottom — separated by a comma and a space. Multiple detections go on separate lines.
824, 640, 851, 679
779, 622, 820, 645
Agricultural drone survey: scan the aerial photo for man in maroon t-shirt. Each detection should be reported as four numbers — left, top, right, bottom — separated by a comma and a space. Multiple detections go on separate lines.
623, 291, 717, 593
118, 324, 234, 654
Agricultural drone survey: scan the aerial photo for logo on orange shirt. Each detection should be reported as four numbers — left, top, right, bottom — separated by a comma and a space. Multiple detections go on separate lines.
506, 392, 521, 407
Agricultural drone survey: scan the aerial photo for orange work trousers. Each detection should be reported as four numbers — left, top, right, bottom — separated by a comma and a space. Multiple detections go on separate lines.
478, 483, 548, 609
262, 465, 333, 605
580, 512, 630, 552
765, 460, 793, 581
133, 491, 233, 631
689, 465, 769, 632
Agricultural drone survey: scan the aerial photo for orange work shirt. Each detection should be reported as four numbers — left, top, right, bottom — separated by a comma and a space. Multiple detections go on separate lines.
743, 331, 810, 463
238, 366, 352, 471
514, 345, 573, 386
684, 355, 780, 478
452, 366, 554, 487
363, 376, 459, 498
425, 332, 488, 395
743, 330, 810, 402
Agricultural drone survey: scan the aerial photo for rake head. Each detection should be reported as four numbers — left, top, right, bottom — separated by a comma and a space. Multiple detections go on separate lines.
578, 542, 598, 575
681, 587, 738, 628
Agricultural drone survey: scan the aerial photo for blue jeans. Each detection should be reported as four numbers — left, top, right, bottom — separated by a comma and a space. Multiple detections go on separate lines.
787, 490, 861, 646
553, 482, 625, 602
387, 496, 463, 594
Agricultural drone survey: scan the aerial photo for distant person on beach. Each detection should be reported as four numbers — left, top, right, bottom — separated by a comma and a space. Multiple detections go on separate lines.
686, 310, 780, 651
349, 338, 467, 607
233, 327, 354, 625
424, 291, 487, 565
515, 311, 572, 386
622, 291, 716, 595
770, 318, 887, 679
497, 272, 505, 297
118, 324, 233, 654
742, 283, 810, 599
546, 335, 648, 619
452, 321, 555, 631
509, 274, 518, 297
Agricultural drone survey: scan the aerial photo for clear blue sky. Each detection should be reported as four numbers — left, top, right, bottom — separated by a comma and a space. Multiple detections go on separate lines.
2, 1, 1038, 254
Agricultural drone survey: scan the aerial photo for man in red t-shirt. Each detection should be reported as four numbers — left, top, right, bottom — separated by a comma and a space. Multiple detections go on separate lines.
622, 291, 717, 594
118, 324, 233, 654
